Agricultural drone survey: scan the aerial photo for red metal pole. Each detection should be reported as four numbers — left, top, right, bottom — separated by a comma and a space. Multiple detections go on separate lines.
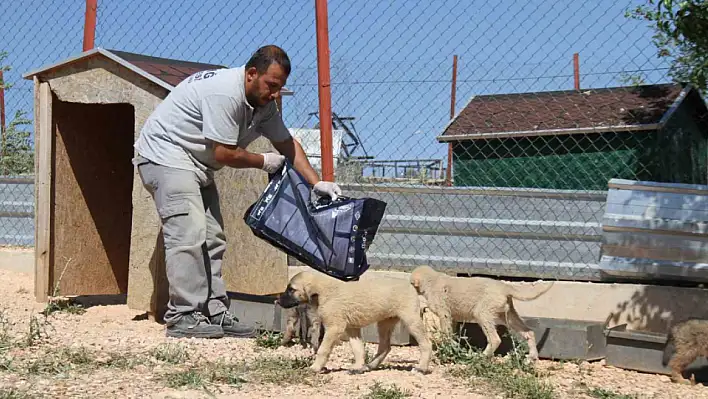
446, 55, 458, 187
0, 70, 5, 137
573, 52, 580, 90
0, 69, 5, 162
315, 0, 335, 182
83, 0, 98, 52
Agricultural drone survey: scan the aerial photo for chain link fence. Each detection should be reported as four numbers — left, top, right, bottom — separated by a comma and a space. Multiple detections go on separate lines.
0, 1, 699, 282
0, 1, 83, 247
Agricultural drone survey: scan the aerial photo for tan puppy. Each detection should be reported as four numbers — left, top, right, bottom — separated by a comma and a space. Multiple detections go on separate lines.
280, 272, 343, 353
662, 318, 708, 385
277, 271, 432, 374
410, 265, 553, 361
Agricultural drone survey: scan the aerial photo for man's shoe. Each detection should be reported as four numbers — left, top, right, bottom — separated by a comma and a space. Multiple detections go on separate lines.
209, 311, 257, 338
166, 311, 224, 339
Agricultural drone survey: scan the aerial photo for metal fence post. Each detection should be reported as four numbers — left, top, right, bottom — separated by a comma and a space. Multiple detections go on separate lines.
315, 0, 335, 182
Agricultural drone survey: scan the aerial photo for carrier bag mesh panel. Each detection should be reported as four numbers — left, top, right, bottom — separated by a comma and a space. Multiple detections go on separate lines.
244, 161, 387, 281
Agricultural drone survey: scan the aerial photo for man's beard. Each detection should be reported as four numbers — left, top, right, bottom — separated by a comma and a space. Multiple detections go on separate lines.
245, 91, 261, 108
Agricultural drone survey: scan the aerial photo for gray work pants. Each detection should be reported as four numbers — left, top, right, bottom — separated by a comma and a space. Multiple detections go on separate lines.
134, 156, 229, 326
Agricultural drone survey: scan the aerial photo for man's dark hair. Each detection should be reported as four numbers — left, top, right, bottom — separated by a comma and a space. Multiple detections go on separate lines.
246, 45, 291, 76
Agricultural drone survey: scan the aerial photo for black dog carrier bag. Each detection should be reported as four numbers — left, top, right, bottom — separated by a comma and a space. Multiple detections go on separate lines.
244, 160, 387, 281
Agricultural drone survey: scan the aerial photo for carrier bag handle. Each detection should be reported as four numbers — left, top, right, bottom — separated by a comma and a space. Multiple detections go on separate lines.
284, 163, 337, 265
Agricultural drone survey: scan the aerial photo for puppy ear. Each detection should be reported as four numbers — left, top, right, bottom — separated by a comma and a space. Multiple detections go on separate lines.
303, 285, 318, 303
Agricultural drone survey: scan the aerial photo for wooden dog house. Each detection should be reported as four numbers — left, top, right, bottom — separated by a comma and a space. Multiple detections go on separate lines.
23, 48, 293, 319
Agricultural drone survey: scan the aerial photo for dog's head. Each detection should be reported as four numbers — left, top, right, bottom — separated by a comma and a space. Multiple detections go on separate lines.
410, 265, 438, 294
276, 271, 319, 309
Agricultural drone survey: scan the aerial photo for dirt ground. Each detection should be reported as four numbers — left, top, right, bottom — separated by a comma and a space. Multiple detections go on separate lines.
0, 266, 707, 399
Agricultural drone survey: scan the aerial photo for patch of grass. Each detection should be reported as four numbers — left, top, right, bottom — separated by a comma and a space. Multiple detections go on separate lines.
361, 381, 411, 399
165, 369, 205, 389
0, 388, 33, 399
2, 339, 148, 377
149, 343, 189, 364
433, 332, 478, 365
0, 310, 51, 350
247, 355, 320, 385
587, 387, 638, 399
41, 298, 86, 317
545, 359, 566, 371
103, 352, 149, 369
18, 344, 147, 375
25, 314, 45, 347
26, 346, 95, 374
202, 360, 248, 386
41, 258, 85, 317
0, 311, 35, 372
162, 355, 324, 390
254, 330, 283, 349
0, 355, 14, 371
0, 311, 13, 351
436, 332, 555, 399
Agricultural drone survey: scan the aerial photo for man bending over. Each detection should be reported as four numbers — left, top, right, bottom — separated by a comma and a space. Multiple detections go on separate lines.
133, 45, 341, 339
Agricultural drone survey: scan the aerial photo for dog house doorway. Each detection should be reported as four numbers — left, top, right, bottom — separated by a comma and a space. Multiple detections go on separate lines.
51, 100, 135, 296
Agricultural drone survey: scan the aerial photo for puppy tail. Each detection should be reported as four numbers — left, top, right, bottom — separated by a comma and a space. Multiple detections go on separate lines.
509, 281, 554, 301
662, 330, 675, 366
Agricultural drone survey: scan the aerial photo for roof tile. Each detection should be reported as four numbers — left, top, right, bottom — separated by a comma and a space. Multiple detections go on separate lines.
442, 83, 687, 138
108, 49, 226, 88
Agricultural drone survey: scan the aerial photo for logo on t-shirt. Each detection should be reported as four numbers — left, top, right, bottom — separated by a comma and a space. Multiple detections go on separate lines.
187, 69, 219, 84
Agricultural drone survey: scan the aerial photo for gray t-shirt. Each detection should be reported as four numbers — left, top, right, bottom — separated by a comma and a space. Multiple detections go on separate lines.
134, 65, 291, 175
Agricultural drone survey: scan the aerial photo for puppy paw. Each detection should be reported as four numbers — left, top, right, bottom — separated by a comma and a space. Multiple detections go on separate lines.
671, 377, 691, 385
309, 365, 325, 374
525, 354, 539, 363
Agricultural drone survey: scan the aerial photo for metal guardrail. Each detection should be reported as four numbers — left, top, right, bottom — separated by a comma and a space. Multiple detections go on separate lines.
8, 176, 708, 284
336, 183, 609, 282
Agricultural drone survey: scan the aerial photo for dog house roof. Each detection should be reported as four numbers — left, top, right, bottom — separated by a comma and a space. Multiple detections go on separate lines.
23, 47, 294, 95
437, 83, 698, 141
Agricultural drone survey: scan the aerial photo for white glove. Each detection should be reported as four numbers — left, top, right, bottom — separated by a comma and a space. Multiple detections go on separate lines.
261, 152, 285, 174
313, 181, 343, 201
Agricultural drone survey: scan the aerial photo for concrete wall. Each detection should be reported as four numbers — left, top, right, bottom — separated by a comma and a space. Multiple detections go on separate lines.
3, 249, 706, 337
0, 248, 33, 274
286, 265, 708, 336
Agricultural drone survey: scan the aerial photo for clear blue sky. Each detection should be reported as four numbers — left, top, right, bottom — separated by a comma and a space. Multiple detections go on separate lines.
0, 0, 672, 164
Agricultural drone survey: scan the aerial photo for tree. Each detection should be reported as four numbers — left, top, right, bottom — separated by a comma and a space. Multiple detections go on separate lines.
0, 109, 33, 176
0, 51, 34, 176
627, 0, 708, 91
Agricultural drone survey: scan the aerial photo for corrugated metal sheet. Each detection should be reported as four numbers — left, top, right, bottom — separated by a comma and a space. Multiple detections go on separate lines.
600, 178, 708, 283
